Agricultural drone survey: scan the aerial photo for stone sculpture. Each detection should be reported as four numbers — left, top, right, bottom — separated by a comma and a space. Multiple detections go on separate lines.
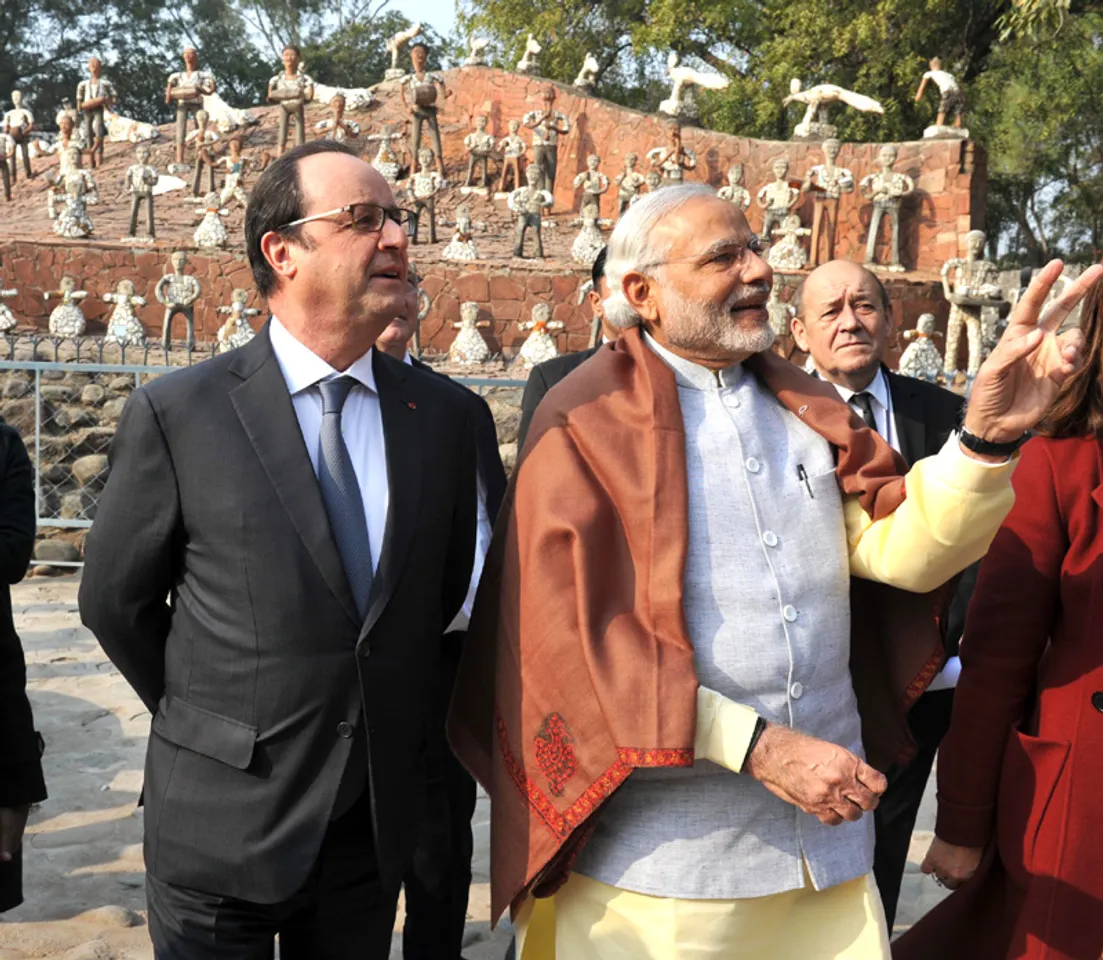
442, 204, 481, 261
940, 229, 1005, 381
572, 214, 605, 267
635, 170, 662, 203
516, 303, 563, 369
766, 279, 796, 337
523, 85, 571, 193
102, 280, 146, 346
3, 91, 34, 182
102, 108, 158, 143
165, 47, 217, 166
52, 148, 99, 238
615, 153, 646, 216
496, 119, 527, 194
915, 57, 967, 139
573, 154, 610, 218
509, 164, 554, 258
647, 121, 697, 186
202, 92, 257, 134
385, 22, 422, 81
783, 78, 884, 140
44, 276, 88, 337
125, 143, 159, 239
802, 138, 855, 267
756, 157, 800, 241
217, 137, 252, 209
767, 214, 811, 272
449, 301, 492, 364
75, 57, 116, 169
465, 38, 490, 67
401, 42, 449, 175
367, 125, 406, 183
516, 34, 542, 76
574, 53, 600, 93
659, 52, 730, 122
47, 115, 83, 175
193, 192, 229, 249
314, 94, 359, 142
860, 144, 914, 271
0, 277, 18, 333
463, 115, 495, 191
268, 45, 314, 156
717, 163, 751, 210
185, 108, 220, 196
217, 288, 260, 353
899, 313, 944, 382
0, 134, 10, 201
156, 251, 202, 349
312, 84, 373, 112
408, 148, 445, 244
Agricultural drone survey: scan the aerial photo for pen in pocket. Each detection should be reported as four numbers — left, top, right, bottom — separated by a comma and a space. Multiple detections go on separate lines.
796, 464, 814, 499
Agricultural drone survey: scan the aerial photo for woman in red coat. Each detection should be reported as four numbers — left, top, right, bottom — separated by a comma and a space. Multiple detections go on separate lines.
895, 280, 1103, 960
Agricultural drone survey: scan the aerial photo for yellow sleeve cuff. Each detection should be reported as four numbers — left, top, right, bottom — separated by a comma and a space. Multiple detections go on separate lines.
694, 686, 760, 773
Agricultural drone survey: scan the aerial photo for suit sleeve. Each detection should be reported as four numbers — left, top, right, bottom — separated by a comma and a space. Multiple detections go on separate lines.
439, 404, 478, 634
79, 390, 181, 713
934, 439, 1064, 847
516, 366, 550, 454
0, 427, 34, 583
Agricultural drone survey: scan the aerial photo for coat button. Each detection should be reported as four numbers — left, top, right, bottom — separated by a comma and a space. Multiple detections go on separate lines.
790, 682, 804, 700
763, 531, 779, 548
745, 457, 761, 474
1092, 692, 1103, 714
337, 721, 354, 738
782, 604, 798, 623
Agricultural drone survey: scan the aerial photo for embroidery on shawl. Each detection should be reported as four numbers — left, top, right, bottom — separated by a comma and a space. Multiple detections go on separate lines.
534, 713, 578, 797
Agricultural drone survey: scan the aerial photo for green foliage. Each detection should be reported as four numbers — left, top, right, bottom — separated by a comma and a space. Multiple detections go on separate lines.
304, 13, 446, 89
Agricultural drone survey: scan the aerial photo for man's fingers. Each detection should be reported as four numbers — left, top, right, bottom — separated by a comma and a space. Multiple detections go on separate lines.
990, 327, 1044, 370
855, 760, 888, 796
1039, 263, 1103, 333
1007, 259, 1066, 332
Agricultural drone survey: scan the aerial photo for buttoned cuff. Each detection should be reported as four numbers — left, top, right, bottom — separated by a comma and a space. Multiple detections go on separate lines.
934, 796, 995, 848
694, 686, 760, 773
942, 432, 1019, 488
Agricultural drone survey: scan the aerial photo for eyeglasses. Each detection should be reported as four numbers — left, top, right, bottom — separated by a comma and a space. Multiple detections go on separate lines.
638, 235, 765, 271
278, 202, 416, 234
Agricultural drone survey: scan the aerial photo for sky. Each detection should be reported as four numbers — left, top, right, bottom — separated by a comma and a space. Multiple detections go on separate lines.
388, 0, 457, 37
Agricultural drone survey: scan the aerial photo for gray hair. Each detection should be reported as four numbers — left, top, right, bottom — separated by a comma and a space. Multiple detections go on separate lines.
603, 183, 718, 328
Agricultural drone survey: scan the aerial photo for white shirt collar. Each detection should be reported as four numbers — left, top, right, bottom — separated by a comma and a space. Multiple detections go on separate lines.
401, 350, 413, 366
268, 315, 378, 396
643, 331, 744, 392
828, 366, 890, 412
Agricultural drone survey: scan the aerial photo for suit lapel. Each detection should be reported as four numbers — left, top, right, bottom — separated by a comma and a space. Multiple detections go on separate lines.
229, 328, 361, 627
887, 369, 928, 468
359, 352, 422, 643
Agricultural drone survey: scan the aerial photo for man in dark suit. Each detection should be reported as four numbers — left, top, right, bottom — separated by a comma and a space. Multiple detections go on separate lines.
80, 140, 478, 959
377, 273, 506, 959
517, 247, 615, 451
791, 258, 968, 931
0, 423, 42, 915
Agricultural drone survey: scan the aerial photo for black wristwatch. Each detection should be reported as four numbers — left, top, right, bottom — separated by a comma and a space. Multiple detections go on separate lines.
746, 716, 768, 759
958, 426, 1030, 458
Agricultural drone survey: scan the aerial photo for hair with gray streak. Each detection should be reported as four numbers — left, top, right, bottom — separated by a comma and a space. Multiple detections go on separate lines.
603, 183, 721, 328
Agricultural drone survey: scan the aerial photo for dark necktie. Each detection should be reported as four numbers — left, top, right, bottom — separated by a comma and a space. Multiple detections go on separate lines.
852, 391, 878, 433
317, 375, 373, 619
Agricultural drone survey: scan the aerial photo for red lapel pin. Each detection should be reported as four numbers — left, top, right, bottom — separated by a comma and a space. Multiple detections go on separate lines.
407, 401, 417, 410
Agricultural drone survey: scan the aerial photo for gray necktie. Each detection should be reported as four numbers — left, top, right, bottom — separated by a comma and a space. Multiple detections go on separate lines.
317, 375, 373, 619
852, 391, 878, 433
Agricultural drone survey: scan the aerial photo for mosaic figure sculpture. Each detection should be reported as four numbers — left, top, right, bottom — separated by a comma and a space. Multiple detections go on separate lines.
516, 34, 542, 75
659, 51, 730, 123
899, 313, 944, 382
915, 57, 967, 138
102, 279, 146, 346
125, 143, 159, 239
509, 164, 554, 258
367, 125, 406, 183
766, 279, 795, 337
103, 108, 157, 143
523, 85, 570, 192
408, 148, 445, 244
442, 204, 481, 261
783, 78, 884, 140
0, 134, 10, 201
0, 277, 18, 333
156, 251, 202, 349
647, 121, 697, 187
185, 108, 219, 196
217, 137, 252, 209
385, 22, 422, 81
401, 42, 449, 175
717, 163, 751, 210
615, 153, 646, 216
940, 230, 1005, 381
516, 302, 563, 369
312, 84, 373, 112
268, 45, 314, 156
47, 114, 83, 174
767, 214, 811, 272
314, 94, 359, 142
52, 148, 99, 238
756, 157, 800, 241
45, 276, 88, 337
860, 144, 914, 271
217, 288, 260, 353
802, 138, 855, 267
634, 169, 662, 203
573, 154, 610, 219
449, 301, 492, 364
463, 115, 495, 190
201, 92, 256, 134
165, 47, 217, 166
75, 57, 116, 169
193, 192, 229, 249
574, 53, 600, 94
572, 214, 605, 267
496, 119, 527, 193
3, 91, 34, 182
465, 38, 490, 67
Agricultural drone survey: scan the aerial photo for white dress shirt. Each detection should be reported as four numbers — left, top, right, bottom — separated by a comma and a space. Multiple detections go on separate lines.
269, 316, 388, 575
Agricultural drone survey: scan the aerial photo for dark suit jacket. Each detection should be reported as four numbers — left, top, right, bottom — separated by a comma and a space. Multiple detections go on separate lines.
517, 346, 603, 452
79, 326, 477, 903
0, 422, 42, 912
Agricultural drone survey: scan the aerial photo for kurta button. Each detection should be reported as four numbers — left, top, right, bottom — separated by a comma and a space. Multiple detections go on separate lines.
782, 605, 798, 622
1092, 692, 1103, 714
337, 721, 354, 738
722, 393, 740, 408
746, 457, 761, 474
790, 682, 804, 699
763, 531, 779, 547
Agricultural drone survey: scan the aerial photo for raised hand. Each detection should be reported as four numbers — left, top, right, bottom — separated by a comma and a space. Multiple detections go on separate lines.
964, 259, 1103, 445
